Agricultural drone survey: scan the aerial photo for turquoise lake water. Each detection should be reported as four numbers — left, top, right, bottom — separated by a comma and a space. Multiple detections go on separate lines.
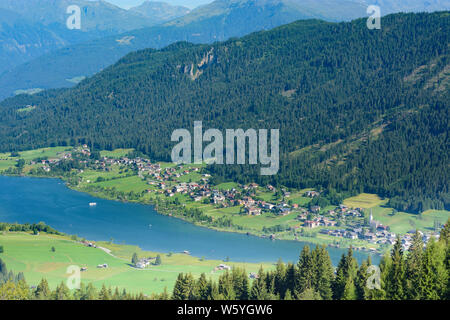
0, 176, 379, 265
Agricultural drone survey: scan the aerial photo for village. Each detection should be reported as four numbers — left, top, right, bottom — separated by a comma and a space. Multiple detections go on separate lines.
22, 145, 443, 253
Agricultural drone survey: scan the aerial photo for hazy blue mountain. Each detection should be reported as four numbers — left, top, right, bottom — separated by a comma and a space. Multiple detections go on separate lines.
0, 0, 367, 99
0, 8, 70, 74
0, 0, 448, 100
0, 0, 194, 77
129, 1, 191, 24
0, 0, 163, 33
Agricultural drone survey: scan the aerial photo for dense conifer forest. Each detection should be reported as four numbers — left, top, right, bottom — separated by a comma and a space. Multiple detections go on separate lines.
0, 12, 448, 213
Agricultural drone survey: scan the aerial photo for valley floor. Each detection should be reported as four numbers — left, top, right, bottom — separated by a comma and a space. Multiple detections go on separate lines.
1, 146, 448, 255
0, 231, 271, 295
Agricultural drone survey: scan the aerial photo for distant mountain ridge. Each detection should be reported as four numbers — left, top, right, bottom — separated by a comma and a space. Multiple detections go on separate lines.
0, 0, 372, 99
129, 1, 190, 24
0, 0, 192, 77
0, 0, 448, 100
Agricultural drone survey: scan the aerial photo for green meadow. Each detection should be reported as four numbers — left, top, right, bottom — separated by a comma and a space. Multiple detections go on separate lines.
0, 232, 273, 295
344, 194, 450, 234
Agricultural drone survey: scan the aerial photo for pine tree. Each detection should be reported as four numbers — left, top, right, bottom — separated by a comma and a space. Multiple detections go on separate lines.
418, 238, 447, 299
332, 247, 358, 300
341, 277, 357, 300
85, 283, 98, 300
385, 236, 405, 300
218, 271, 236, 300
99, 284, 111, 300
185, 273, 196, 300
295, 245, 315, 297
35, 278, 50, 299
249, 267, 268, 300
284, 262, 296, 295
404, 231, 424, 299
172, 273, 185, 300
439, 219, 450, 299
231, 268, 249, 300
355, 259, 369, 300
196, 273, 210, 300
312, 245, 334, 300
210, 281, 224, 300
113, 287, 120, 300
132, 252, 139, 266
297, 288, 322, 300
273, 258, 286, 298
53, 281, 72, 300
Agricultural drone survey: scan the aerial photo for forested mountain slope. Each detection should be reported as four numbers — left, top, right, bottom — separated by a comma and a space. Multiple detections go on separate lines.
0, 12, 448, 213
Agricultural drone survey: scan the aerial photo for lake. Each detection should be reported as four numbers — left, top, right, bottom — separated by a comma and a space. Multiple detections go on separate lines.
0, 176, 379, 265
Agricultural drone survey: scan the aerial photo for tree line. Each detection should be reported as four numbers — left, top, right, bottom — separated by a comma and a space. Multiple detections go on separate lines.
1, 219, 448, 300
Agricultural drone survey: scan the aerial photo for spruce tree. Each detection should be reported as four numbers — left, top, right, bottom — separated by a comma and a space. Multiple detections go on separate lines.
355, 259, 369, 300
312, 245, 334, 300
218, 271, 236, 300
418, 238, 447, 300
99, 284, 111, 300
249, 267, 269, 300
404, 231, 424, 299
332, 247, 358, 300
284, 262, 296, 295
295, 245, 315, 297
196, 273, 210, 300
274, 258, 286, 298
385, 236, 405, 300
53, 281, 72, 300
173, 273, 187, 300
232, 268, 249, 300
35, 278, 50, 299
439, 219, 450, 299
132, 252, 139, 266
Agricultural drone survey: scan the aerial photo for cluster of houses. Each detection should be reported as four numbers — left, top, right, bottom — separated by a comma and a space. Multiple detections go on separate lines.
401, 230, 440, 251
31, 146, 444, 253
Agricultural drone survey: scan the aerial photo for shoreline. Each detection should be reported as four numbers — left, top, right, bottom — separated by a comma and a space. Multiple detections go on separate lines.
0, 173, 384, 259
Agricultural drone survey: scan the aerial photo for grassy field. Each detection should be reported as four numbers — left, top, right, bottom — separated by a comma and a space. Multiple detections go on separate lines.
0, 232, 273, 295
0, 147, 72, 172
100, 149, 134, 159
344, 193, 449, 234
94, 175, 149, 193
370, 207, 449, 234
343, 193, 386, 208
